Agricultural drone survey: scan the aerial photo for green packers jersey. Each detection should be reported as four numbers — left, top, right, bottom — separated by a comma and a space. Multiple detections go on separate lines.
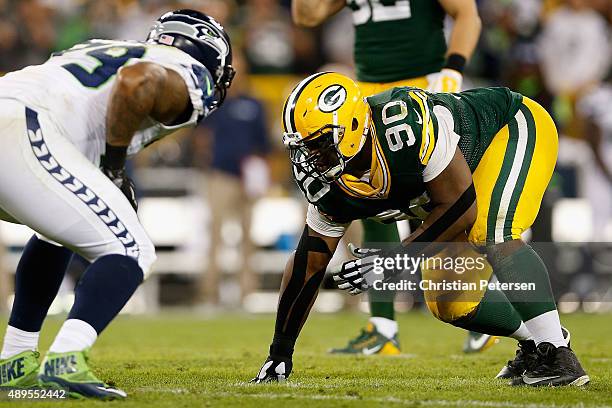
347, 0, 446, 82
294, 87, 523, 224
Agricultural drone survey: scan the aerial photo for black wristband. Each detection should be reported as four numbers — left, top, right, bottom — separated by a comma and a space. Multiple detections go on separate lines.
102, 143, 128, 170
444, 53, 467, 73
270, 333, 295, 359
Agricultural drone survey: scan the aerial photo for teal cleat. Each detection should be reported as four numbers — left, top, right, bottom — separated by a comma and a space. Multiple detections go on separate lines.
38, 350, 126, 400
329, 323, 401, 355
0, 350, 40, 389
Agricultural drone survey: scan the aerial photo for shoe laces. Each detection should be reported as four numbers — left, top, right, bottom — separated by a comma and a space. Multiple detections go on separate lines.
349, 329, 371, 345
507, 340, 536, 369
531, 343, 561, 374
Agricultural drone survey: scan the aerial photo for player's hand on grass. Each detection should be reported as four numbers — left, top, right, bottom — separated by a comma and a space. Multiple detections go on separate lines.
332, 243, 382, 295
101, 166, 138, 211
251, 356, 292, 383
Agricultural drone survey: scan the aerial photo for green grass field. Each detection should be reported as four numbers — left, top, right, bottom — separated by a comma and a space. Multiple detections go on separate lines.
1, 312, 611, 407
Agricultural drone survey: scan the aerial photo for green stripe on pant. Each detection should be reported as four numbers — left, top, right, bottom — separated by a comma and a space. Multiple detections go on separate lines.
486, 117, 519, 244
503, 105, 536, 240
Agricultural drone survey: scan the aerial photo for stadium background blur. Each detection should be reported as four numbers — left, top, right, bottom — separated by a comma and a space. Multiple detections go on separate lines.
0, 0, 610, 317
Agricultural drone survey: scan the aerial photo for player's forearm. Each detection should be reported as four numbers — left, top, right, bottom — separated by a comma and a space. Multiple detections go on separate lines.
399, 185, 477, 256
446, 4, 481, 61
271, 227, 332, 358
292, 0, 345, 27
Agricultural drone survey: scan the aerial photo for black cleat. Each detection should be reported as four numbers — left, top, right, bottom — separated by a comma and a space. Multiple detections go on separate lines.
496, 340, 537, 379
514, 342, 589, 387
496, 327, 570, 380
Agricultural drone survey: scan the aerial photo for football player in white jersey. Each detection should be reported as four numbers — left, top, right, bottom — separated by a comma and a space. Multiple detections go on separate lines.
0, 9, 234, 399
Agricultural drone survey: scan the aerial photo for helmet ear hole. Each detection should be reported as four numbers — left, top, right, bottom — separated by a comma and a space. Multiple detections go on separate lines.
351, 118, 359, 131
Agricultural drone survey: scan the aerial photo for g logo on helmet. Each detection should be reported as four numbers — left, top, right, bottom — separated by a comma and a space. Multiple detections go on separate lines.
318, 85, 347, 113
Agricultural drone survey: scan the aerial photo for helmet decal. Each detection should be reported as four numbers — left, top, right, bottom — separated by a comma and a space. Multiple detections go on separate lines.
281, 72, 370, 184
283, 72, 327, 133
318, 85, 347, 113
148, 9, 235, 109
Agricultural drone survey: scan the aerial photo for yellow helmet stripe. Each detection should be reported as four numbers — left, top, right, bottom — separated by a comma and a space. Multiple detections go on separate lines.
283, 72, 328, 133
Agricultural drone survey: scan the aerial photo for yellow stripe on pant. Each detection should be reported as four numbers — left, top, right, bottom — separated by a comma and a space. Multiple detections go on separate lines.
423, 97, 558, 322
469, 97, 558, 246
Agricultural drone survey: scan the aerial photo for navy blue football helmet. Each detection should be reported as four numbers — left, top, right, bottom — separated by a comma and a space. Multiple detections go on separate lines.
147, 9, 235, 108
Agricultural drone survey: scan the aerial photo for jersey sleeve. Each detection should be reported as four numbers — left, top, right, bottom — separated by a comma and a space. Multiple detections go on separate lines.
141, 45, 217, 127
306, 204, 350, 238
422, 104, 460, 182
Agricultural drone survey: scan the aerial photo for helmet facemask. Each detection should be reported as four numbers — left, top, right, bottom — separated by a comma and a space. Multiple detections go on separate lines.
284, 124, 346, 184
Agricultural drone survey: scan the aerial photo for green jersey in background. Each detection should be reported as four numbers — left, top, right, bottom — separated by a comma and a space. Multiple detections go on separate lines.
347, 0, 447, 83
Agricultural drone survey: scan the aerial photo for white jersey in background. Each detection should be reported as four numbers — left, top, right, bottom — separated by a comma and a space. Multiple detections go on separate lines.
0, 39, 215, 164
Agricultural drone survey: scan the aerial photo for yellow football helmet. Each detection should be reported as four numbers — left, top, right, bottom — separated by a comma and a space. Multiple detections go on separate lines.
282, 72, 370, 183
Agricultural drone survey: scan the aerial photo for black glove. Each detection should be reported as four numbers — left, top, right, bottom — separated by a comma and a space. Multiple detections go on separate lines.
101, 167, 138, 211
332, 244, 382, 295
101, 143, 137, 211
251, 356, 292, 383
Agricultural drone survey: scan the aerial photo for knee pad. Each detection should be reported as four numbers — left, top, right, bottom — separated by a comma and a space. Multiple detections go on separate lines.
88, 234, 156, 279
136, 238, 156, 278
421, 244, 493, 323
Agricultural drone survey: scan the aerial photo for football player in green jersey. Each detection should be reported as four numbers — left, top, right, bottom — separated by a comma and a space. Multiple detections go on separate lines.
292, 0, 489, 355
252, 72, 589, 387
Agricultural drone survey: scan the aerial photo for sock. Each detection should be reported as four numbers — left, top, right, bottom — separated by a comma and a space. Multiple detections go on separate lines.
524, 310, 566, 347
0, 326, 39, 359
369, 317, 398, 338
8, 235, 72, 332
452, 288, 525, 336
49, 319, 97, 353
363, 219, 399, 321
509, 322, 532, 341
369, 298, 396, 320
68, 254, 143, 334
489, 245, 563, 346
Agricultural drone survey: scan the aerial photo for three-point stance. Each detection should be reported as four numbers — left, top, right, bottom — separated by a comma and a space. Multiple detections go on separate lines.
253, 72, 589, 387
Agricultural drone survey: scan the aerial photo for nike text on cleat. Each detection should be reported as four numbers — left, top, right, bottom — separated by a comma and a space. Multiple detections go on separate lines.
513, 342, 589, 387
0, 351, 40, 389
38, 350, 126, 399
329, 323, 400, 355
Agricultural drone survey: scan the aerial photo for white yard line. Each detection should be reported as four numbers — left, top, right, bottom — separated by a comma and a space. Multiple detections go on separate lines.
136, 388, 611, 408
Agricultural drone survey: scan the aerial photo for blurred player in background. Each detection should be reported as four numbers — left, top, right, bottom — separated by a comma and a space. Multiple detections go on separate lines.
577, 74, 612, 238
0, 9, 234, 399
191, 50, 271, 306
291, 0, 489, 355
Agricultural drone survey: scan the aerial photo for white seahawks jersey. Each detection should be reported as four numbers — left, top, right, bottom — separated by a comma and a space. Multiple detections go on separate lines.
0, 39, 215, 164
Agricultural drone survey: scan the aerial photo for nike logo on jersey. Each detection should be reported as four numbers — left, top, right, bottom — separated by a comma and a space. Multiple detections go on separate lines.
522, 375, 561, 385
413, 108, 423, 124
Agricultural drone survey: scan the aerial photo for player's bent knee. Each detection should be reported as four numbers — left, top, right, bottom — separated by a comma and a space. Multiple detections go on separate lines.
135, 237, 156, 278
422, 244, 492, 323
81, 233, 157, 279
425, 298, 480, 324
